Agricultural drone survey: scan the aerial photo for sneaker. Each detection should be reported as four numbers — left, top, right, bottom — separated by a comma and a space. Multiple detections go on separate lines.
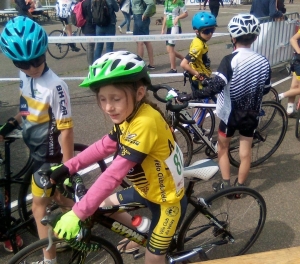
3, 235, 23, 253
193, 134, 203, 144
71, 47, 81, 52
126, 31, 133, 34
118, 26, 122, 33
212, 181, 231, 192
167, 69, 177, 73
31, 261, 55, 264
147, 65, 155, 70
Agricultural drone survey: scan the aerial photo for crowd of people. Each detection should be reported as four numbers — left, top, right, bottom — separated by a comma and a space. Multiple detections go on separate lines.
0, 0, 299, 263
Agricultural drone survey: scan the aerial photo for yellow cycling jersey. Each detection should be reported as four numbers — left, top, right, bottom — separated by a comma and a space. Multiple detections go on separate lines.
187, 37, 212, 80
109, 103, 185, 204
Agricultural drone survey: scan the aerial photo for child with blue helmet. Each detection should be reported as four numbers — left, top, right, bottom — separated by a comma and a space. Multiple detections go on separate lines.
0, 16, 74, 263
180, 12, 217, 93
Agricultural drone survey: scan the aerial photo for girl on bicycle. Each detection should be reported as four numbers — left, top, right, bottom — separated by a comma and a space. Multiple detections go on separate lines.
50, 51, 187, 264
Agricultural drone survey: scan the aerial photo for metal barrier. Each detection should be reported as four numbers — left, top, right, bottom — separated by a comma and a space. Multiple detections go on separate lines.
251, 12, 299, 68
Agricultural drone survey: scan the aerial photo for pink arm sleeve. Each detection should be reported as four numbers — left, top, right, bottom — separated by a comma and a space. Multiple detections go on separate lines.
65, 135, 117, 174
72, 155, 136, 220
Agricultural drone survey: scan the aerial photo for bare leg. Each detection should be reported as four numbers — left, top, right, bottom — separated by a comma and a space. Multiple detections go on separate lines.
137, 42, 144, 58
283, 74, 300, 103
145, 249, 166, 264
167, 45, 176, 70
144, 41, 154, 66
65, 24, 72, 36
237, 136, 253, 184
217, 133, 231, 181
32, 190, 74, 259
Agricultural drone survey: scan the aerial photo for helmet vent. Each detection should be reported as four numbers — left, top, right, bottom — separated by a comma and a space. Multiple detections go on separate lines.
111, 59, 121, 71
4, 28, 12, 37
125, 62, 135, 70
14, 43, 24, 57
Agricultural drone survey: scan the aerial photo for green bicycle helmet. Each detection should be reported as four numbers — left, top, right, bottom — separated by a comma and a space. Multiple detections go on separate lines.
80, 51, 151, 92
0, 16, 48, 61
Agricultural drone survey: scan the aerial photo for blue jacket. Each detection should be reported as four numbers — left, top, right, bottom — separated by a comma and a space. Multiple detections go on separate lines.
250, 0, 283, 19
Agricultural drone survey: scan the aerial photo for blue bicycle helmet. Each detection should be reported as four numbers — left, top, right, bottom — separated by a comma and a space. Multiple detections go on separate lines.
0, 16, 48, 61
192, 12, 217, 30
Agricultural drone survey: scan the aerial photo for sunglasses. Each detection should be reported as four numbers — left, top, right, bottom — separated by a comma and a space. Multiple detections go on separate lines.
13, 54, 46, 70
201, 28, 216, 35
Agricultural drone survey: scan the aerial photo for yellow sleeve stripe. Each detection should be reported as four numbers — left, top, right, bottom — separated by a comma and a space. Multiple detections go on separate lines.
26, 113, 50, 123
56, 118, 74, 130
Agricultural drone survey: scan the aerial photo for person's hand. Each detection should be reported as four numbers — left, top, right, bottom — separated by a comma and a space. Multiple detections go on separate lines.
0, 122, 15, 139
54, 210, 81, 240
173, 17, 179, 26
49, 164, 70, 184
177, 92, 193, 102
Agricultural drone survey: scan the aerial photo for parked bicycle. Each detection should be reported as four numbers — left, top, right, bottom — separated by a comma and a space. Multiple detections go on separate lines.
0, 127, 106, 254
47, 24, 86, 60
9, 158, 267, 263
152, 84, 288, 168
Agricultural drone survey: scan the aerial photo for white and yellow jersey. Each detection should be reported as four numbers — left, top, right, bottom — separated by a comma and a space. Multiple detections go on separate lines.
19, 65, 73, 162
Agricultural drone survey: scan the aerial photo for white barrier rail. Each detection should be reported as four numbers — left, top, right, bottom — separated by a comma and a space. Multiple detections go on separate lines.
252, 12, 299, 67
47, 32, 229, 43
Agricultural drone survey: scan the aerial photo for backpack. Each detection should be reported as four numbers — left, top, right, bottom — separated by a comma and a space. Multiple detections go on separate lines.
70, 0, 86, 28
91, 0, 111, 27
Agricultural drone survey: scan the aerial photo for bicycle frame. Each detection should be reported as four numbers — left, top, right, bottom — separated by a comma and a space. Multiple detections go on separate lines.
0, 137, 34, 253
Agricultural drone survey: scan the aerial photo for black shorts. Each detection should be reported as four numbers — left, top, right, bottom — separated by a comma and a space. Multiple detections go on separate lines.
219, 110, 259, 138
117, 186, 187, 255
59, 17, 70, 26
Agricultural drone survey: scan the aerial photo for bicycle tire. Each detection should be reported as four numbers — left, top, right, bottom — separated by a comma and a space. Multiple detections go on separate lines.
187, 107, 216, 155
173, 124, 193, 167
79, 27, 87, 51
18, 143, 103, 236
263, 87, 279, 103
8, 235, 123, 264
176, 186, 266, 262
47, 30, 69, 59
228, 101, 288, 168
295, 110, 300, 140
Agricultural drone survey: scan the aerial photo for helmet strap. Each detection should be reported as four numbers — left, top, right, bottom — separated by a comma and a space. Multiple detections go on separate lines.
230, 36, 237, 51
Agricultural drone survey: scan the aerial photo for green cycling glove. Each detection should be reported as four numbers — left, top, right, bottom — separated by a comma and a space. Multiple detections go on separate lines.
54, 210, 81, 240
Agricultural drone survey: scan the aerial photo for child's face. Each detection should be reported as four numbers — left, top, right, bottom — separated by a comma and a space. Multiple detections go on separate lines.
20, 62, 45, 78
97, 84, 145, 124
198, 27, 216, 41
13, 54, 46, 78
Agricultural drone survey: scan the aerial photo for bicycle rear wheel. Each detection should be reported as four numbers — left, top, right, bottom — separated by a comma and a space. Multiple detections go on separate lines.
47, 30, 69, 59
173, 124, 193, 167
79, 27, 87, 51
18, 143, 107, 236
229, 101, 288, 168
176, 187, 266, 262
263, 87, 279, 103
8, 236, 123, 264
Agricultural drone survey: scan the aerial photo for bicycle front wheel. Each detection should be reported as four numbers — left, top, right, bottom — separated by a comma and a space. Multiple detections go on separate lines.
295, 110, 300, 140
173, 124, 193, 167
176, 187, 266, 262
229, 101, 288, 168
8, 236, 123, 264
47, 30, 69, 59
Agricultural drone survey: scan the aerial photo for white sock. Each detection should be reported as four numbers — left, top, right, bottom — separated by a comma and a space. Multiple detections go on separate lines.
287, 103, 294, 114
43, 258, 57, 264
278, 93, 285, 100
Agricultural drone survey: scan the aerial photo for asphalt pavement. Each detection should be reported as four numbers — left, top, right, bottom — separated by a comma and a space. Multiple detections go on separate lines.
1, 3, 300, 263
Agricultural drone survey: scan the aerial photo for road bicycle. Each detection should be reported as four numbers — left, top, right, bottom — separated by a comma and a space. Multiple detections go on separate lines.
0, 127, 107, 254
47, 23, 86, 60
151, 84, 288, 168
9, 158, 267, 263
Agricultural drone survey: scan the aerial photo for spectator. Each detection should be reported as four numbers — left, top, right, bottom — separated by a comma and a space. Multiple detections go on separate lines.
94, 0, 119, 61
14, 0, 33, 18
81, 0, 96, 65
250, 0, 283, 19
56, 0, 80, 52
278, 30, 300, 117
131, 0, 156, 70
29, 0, 51, 20
289, 0, 293, 3
0, 16, 74, 263
118, 0, 133, 34
203, 0, 224, 20
161, 0, 188, 73
199, 0, 202, 10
